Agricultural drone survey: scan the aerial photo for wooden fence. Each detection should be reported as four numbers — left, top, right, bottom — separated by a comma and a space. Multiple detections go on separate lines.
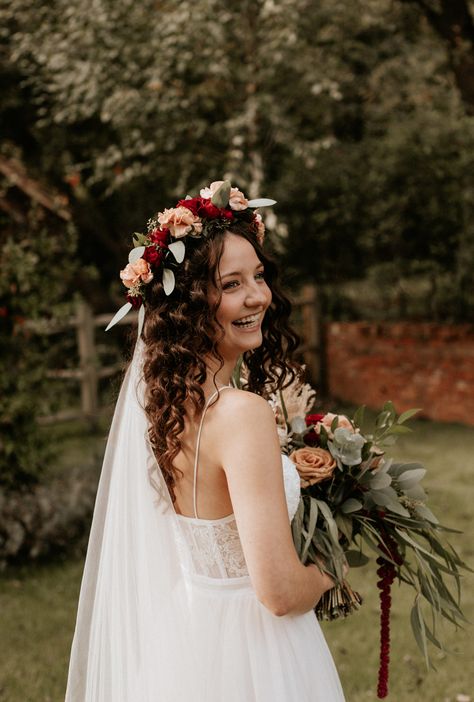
33, 284, 321, 424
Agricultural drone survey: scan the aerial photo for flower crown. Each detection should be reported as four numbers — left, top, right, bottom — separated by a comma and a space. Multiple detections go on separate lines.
106, 180, 276, 333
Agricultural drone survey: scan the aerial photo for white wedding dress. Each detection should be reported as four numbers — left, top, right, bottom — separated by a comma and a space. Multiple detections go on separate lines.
167, 386, 345, 702
65, 358, 345, 702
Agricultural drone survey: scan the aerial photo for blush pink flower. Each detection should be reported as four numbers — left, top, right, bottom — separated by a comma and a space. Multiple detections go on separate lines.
157, 206, 200, 238
228, 187, 248, 210
199, 181, 248, 210
120, 259, 153, 288
319, 412, 355, 439
199, 181, 223, 199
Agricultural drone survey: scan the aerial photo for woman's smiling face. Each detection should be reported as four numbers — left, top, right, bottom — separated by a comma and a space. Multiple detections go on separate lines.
209, 232, 272, 360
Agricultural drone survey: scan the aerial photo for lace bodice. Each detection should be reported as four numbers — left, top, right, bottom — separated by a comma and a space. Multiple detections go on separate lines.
174, 454, 301, 579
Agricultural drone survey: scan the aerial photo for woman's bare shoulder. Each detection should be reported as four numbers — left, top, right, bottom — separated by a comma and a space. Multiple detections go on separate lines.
214, 387, 274, 419
209, 388, 278, 449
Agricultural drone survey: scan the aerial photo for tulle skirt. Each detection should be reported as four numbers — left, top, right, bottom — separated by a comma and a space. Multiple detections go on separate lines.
177, 572, 346, 702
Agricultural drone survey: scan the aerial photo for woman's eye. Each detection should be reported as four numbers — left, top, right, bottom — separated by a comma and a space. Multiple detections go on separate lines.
223, 272, 265, 290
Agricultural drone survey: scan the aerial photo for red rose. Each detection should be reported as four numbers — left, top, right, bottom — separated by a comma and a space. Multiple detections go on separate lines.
305, 413, 325, 427
126, 293, 143, 309
304, 413, 325, 447
176, 197, 201, 216
177, 197, 233, 220
143, 244, 165, 266
148, 227, 169, 245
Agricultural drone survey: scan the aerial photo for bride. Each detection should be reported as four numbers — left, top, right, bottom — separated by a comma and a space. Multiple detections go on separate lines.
65, 181, 346, 701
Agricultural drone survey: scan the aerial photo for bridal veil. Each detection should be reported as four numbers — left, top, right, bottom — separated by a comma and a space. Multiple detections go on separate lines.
65, 339, 196, 701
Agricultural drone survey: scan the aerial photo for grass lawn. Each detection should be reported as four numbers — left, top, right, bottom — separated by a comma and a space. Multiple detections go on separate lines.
0, 417, 473, 701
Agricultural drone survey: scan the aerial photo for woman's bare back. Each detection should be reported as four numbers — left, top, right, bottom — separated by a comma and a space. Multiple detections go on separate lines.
172, 389, 237, 519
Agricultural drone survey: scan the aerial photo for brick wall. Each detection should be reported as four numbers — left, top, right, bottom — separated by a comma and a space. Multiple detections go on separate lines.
325, 322, 474, 426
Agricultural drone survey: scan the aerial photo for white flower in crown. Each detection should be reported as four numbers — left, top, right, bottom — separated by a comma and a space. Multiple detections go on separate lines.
200, 181, 249, 211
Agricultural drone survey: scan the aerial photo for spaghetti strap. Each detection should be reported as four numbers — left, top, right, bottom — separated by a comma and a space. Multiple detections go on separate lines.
193, 385, 233, 518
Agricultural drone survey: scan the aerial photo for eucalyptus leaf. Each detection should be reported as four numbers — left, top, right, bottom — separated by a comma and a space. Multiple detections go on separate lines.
386, 500, 411, 517
352, 405, 366, 429
345, 550, 370, 567
335, 513, 353, 541
394, 529, 446, 565
398, 408, 422, 424
370, 485, 399, 505
137, 304, 145, 338
397, 468, 427, 489
403, 484, 427, 501
316, 499, 340, 547
302, 499, 318, 562
411, 601, 430, 669
388, 462, 424, 477
132, 232, 148, 246
382, 400, 397, 418
340, 497, 363, 514
376, 409, 392, 429
369, 472, 392, 489
378, 434, 397, 446
247, 198, 277, 208
416, 598, 431, 669
211, 180, 231, 208
414, 504, 439, 524
386, 424, 413, 435
105, 302, 132, 331
168, 240, 185, 263
162, 268, 175, 295
129, 245, 146, 263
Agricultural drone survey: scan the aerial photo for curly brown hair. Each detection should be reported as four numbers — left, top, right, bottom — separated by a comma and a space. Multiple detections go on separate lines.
141, 216, 303, 503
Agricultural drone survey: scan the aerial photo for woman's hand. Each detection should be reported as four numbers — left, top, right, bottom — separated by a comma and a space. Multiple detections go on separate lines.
308, 556, 349, 596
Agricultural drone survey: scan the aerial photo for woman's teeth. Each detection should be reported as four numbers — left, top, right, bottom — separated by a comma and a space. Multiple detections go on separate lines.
232, 314, 260, 328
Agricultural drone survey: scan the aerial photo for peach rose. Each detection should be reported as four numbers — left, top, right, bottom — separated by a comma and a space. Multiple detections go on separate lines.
228, 187, 248, 211
157, 206, 199, 238
255, 213, 265, 244
289, 447, 336, 487
319, 413, 354, 439
120, 258, 153, 288
199, 181, 248, 210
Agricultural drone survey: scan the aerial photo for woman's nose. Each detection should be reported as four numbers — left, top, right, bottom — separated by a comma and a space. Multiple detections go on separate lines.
245, 279, 268, 306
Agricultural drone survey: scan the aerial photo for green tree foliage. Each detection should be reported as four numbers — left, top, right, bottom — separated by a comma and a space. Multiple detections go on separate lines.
0, 195, 79, 489
0, 0, 472, 319
398, 0, 474, 113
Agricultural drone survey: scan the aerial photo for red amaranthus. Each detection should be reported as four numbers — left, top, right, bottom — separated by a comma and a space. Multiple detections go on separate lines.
376, 534, 403, 698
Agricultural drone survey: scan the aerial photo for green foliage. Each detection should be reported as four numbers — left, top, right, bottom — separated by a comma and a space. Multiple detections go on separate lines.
1, 0, 473, 322
0, 207, 79, 489
290, 403, 469, 665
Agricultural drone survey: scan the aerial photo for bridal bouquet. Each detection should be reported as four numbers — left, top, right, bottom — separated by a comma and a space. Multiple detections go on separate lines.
267, 375, 468, 699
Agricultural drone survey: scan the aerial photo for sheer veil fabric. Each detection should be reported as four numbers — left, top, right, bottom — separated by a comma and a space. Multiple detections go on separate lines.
65, 340, 196, 701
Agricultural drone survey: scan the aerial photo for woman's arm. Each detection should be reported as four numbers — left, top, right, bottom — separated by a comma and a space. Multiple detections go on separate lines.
215, 390, 335, 616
